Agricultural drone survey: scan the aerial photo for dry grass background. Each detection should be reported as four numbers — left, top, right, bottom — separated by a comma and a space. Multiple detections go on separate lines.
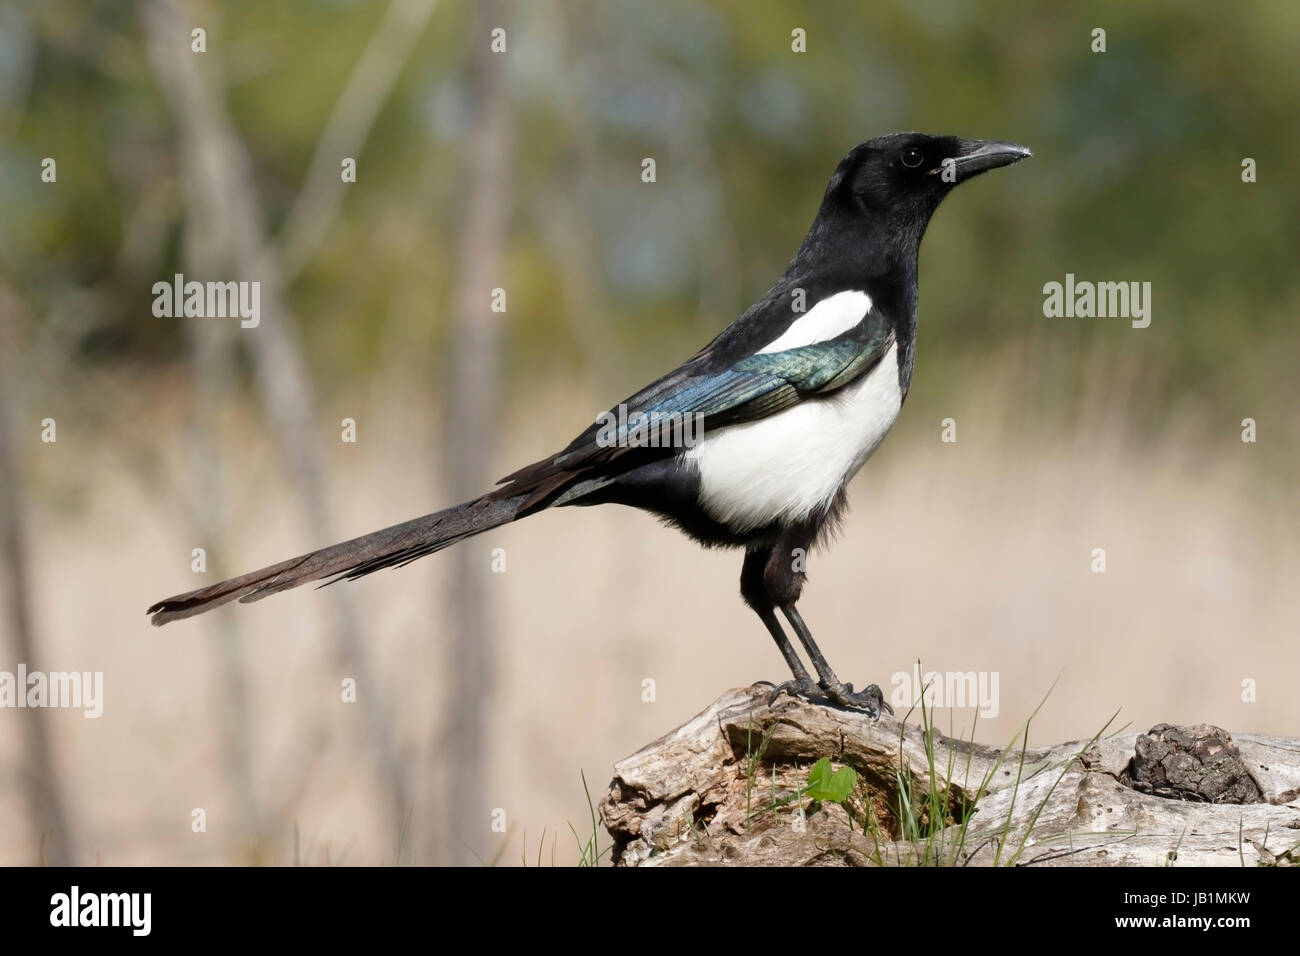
1, 353, 1296, 866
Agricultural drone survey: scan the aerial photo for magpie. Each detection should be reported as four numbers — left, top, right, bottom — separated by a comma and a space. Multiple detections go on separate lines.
148, 132, 1031, 717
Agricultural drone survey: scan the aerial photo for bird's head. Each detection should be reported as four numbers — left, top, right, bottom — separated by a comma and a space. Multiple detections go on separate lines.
815, 132, 1031, 257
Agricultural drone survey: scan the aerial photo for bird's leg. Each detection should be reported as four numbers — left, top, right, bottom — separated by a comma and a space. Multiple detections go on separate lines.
740, 547, 818, 702
782, 605, 892, 718
754, 606, 820, 704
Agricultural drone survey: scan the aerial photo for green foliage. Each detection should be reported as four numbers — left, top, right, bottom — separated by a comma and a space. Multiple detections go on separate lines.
805, 757, 857, 803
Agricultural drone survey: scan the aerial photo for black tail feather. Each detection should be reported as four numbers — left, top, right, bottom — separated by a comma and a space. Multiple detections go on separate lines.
147, 494, 524, 626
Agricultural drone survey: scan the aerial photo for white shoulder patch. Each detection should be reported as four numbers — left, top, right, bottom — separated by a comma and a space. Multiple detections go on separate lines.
757, 290, 872, 355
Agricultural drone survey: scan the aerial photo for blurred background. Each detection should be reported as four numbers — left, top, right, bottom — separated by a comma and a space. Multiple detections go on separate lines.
1, 0, 1297, 865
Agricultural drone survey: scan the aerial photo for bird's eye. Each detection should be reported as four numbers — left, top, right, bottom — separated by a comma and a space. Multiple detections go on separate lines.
901, 148, 925, 169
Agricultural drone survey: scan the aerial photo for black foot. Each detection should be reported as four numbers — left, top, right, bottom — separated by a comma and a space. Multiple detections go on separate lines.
765, 678, 892, 718
767, 678, 820, 706
821, 680, 893, 719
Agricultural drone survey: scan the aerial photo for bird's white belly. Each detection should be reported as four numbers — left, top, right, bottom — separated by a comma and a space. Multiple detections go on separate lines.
681, 341, 902, 532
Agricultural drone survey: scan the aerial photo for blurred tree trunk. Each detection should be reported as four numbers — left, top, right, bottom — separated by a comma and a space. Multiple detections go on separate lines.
531, 0, 616, 388
436, 0, 511, 865
143, 0, 415, 859
181, 236, 265, 847
0, 287, 74, 865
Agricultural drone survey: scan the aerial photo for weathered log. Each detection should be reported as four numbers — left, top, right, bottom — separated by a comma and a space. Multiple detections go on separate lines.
599, 685, 1300, 867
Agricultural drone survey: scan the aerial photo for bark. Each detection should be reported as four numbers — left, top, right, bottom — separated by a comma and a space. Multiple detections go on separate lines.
601, 685, 1300, 867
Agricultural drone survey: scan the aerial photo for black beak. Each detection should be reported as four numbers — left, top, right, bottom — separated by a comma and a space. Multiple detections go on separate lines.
943, 139, 1032, 181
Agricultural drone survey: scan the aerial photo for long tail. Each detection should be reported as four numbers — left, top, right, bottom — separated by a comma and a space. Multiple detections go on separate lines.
147, 493, 524, 626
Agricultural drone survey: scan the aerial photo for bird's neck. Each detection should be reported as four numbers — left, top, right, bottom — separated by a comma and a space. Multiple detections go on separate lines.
865, 257, 919, 399
790, 213, 922, 395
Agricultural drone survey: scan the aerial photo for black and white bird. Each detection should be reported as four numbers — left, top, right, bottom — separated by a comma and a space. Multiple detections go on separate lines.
149, 132, 1031, 717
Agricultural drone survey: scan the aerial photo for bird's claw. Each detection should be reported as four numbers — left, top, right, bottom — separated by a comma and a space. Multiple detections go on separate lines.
767, 678, 821, 705
824, 681, 893, 719
765, 678, 893, 719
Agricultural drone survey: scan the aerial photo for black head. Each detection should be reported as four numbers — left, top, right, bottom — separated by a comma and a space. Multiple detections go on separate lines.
814, 132, 1031, 257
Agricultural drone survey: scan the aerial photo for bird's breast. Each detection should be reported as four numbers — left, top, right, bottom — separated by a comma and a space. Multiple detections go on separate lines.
680, 341, 903, 533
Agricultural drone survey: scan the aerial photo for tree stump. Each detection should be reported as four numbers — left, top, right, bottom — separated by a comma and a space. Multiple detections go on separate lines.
599, 685, 1300, 866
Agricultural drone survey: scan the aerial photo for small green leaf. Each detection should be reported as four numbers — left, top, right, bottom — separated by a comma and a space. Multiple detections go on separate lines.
806, 757, 857, 803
